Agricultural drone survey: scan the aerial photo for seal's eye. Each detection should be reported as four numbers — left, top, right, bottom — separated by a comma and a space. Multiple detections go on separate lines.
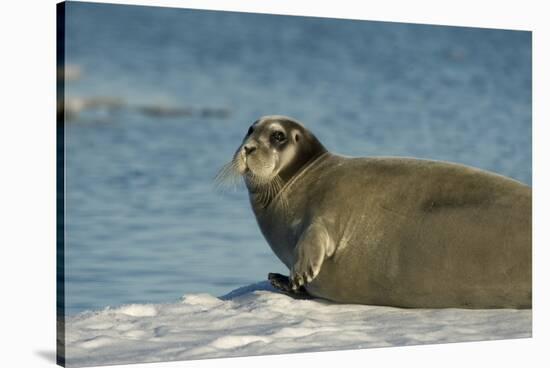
246, 126, 254, 136
271, 131, 286, 143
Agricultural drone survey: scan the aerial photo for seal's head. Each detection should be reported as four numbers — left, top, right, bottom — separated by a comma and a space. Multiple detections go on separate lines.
235, 115, 326, 189
216, 115, 326, 207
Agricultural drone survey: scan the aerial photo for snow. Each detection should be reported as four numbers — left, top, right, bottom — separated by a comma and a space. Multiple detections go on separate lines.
65, 281, 532, 367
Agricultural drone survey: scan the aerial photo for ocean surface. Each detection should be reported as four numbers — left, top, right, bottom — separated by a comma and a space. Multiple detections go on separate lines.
62, 2, 532, 315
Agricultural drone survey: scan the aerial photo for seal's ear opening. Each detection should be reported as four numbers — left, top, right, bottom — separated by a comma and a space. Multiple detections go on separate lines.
295, 133, 300, 142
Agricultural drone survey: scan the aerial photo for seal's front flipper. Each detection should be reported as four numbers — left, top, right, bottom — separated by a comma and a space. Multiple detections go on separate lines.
268, 272, 311, 299
290, 223, 335, 291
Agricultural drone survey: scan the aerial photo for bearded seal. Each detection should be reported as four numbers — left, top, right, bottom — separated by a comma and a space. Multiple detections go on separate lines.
218, 115, 532, 309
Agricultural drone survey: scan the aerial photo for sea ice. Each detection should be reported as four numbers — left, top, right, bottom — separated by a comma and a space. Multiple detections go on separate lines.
64, 281, 532, 367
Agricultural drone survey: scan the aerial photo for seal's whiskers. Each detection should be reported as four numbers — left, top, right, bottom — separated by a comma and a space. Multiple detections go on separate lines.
214, 160, 242, 192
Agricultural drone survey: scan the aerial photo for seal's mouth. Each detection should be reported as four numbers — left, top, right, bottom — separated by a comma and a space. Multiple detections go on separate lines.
239, 151, 255, 176
239, 155, 249, 175
236, 149, 278, 182
238, 149, 248, 174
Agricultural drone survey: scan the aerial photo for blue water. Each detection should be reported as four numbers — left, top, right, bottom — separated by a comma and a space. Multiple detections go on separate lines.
63, 2, 532, 315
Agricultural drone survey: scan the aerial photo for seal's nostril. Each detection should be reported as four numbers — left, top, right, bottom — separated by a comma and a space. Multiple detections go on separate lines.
243, 145, 256, 155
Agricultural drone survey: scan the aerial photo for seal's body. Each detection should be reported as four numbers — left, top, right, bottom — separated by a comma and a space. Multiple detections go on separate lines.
255, 154, 531, 308
220, 115, 532, 309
